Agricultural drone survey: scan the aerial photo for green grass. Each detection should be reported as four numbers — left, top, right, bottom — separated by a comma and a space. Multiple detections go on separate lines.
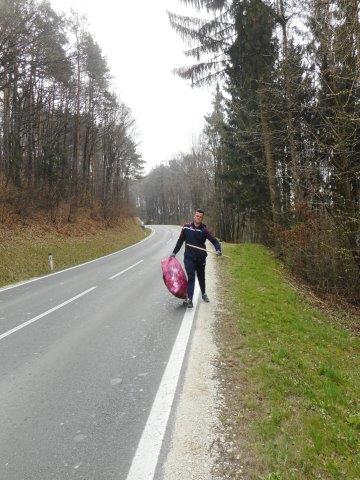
0, 220, 149, 287
221, 243, 359, 480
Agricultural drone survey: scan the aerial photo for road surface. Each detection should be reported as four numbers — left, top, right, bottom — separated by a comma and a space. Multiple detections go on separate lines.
0, 225, 198, 480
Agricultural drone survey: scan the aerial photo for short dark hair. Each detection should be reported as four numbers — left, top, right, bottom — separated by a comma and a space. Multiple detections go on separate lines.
196, 209, 204, 214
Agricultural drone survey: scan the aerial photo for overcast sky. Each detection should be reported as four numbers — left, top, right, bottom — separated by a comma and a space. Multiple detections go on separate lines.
50, 0, 213, 173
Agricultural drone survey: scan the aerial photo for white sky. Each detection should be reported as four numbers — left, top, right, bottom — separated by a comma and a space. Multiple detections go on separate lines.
50, 0, 213, 173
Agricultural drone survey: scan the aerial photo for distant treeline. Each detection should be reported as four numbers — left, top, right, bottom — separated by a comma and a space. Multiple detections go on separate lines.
133, 137, 214, 226
136, 0, 360, 304
0, 0, 143, 222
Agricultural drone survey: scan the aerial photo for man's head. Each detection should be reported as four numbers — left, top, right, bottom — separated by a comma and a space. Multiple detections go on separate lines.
193, 209, 204, 227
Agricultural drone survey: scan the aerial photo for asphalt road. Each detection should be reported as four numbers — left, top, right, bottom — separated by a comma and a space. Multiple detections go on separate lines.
0, 225, 191, 480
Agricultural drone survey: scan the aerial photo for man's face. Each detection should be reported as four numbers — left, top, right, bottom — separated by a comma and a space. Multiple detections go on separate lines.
193, 211, 204, 226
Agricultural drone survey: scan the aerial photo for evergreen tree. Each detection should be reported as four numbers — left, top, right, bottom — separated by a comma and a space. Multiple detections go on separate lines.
170, 0, 360, 301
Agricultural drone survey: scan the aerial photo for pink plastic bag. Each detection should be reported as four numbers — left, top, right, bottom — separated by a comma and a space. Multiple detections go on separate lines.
161, 257, 188, 299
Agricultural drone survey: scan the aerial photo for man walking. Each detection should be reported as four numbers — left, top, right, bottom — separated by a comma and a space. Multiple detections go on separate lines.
171, 209, 221, 308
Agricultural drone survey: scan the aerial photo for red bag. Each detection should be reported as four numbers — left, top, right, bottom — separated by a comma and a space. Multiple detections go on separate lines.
161, 257, 188, 299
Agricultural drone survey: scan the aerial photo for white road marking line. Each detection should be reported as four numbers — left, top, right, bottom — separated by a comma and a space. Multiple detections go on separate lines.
109, 260, 144, 280
166, 230, 174, 244
0, 286, 97, 342
125, 283, 200, 480
0, 228, 155, 293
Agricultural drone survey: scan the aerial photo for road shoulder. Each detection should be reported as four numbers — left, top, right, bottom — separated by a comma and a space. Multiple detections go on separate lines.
160, 253, 220, 479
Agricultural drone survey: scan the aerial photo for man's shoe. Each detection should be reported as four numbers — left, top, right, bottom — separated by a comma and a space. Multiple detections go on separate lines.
202, 293, 210, 302
183, 298, 193, 308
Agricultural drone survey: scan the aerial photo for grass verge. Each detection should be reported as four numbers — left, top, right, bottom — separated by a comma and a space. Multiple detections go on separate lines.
0, 219, 149, 288
217, 243, 359, 480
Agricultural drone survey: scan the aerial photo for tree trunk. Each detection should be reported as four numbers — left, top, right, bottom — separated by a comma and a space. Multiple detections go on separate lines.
278, 0, 303, 210
68, 36, 81, 223
3, 84, 11, 181
259, 87, 282, 225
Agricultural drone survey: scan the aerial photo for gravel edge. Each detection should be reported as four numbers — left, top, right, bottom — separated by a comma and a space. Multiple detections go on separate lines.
160, 253, 221, 480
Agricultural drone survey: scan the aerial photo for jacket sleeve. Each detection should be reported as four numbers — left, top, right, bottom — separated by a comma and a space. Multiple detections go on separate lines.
172, 227, 186, 255
205, 228, 221, 252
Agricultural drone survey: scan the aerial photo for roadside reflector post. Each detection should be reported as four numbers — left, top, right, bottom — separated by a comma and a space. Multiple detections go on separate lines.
48, 253, 54, 271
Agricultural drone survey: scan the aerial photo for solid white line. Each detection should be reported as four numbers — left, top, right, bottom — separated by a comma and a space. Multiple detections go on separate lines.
109, 260, 144, 280
0, 286, 97, 342
125, 283, 200, 480
0, 228, 155, 293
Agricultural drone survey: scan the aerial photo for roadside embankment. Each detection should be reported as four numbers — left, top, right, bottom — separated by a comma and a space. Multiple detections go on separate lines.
215, 243, 359, 480
0, 218, 149, 288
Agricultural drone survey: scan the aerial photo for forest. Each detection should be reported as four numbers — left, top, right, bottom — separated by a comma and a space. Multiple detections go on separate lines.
135, 0, 360, 304
0, 0, 143, 223
0, 0, 359, 304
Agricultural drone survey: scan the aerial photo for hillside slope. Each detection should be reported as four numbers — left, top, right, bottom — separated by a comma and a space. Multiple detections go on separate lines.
0, 218, 148, 288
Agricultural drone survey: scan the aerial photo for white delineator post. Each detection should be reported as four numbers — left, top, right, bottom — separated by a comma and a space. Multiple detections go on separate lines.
48, 253, 54, 271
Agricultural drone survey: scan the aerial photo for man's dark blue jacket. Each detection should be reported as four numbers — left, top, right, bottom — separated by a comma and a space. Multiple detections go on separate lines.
172, 222, 221, 259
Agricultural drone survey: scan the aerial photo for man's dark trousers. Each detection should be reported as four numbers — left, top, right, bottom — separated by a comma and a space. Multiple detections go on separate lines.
184, 255, 206, 301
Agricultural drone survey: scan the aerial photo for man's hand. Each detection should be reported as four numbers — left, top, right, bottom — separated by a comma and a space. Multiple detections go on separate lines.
170, 253, 176, 258
216, 250, 222, 257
